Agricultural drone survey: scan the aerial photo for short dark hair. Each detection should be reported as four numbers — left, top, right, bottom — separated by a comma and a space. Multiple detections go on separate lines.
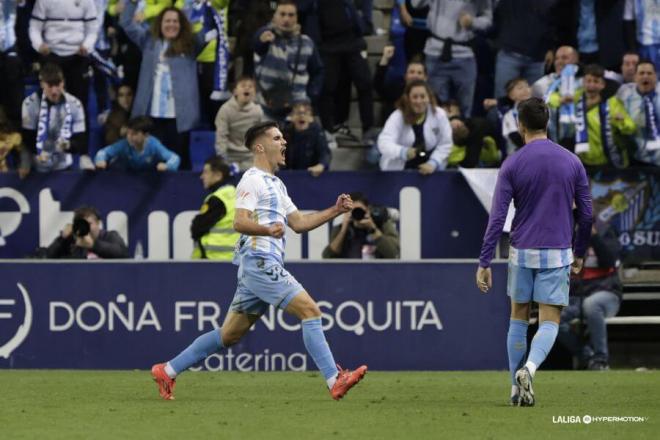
583, 64, 605, 79
276, 0, 297, 9
39, 63, 64, 85
349, 192, 369, 206
505, 77, 527, 95
74, 206, 101, 222
407, 55, 426, 72
126, 116, 153, 133
244, 121, 279, 150
636, 59, 656, 73
517, 97, 549, 132
204, 155, 230, 176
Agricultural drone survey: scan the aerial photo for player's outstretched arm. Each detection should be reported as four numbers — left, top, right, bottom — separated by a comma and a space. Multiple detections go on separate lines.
234, 208, 283, 237
288, 194, 353, 233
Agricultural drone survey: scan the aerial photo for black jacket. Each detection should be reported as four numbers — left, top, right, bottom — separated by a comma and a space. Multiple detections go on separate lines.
46, 230, 129, 259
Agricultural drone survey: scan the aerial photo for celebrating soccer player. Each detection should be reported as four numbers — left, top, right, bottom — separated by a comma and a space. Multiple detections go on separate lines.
476, 97, 593, 407
150, 121, 367, 401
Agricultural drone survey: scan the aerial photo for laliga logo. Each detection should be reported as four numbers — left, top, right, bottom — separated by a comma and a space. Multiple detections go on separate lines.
0, 188, 30, 246
0, 283, 33, 359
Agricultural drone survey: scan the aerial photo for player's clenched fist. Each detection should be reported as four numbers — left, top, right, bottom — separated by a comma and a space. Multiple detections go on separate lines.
335, 194, 353, 213
268, 223, 285, 238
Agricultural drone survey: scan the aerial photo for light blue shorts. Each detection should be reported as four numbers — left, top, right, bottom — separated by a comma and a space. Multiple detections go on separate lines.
230, 254, 304, 316
507, 262, 570, 306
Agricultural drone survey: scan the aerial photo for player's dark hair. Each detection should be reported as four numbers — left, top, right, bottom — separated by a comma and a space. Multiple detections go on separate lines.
583, 64, 605, 79
517, 97, 549, 132
126, 116, 153, 133
245, 121, 279, 150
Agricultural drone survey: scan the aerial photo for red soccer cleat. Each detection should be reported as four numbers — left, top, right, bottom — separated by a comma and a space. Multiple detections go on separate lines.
151, 363, 176, 401
330, 364, 368, 400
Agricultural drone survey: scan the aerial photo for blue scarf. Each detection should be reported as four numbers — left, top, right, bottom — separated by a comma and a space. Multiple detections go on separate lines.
575, 94, 624, 167
198, 0, 231, 101
90, 50, 121, 84
36, 93, 73, 158
643, 91, 660, 151
598, 100, 624, 168
574, 95, 589, 154
545, 64, 578, 127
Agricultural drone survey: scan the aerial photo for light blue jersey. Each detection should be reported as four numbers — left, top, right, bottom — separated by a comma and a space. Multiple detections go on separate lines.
234, 167, 297, 264
231, 167, 303, 315
626, 0, 660, 45
617, 82, 660, 165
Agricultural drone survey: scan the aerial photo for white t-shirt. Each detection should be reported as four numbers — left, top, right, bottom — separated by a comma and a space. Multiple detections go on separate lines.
235, 167, 297, 261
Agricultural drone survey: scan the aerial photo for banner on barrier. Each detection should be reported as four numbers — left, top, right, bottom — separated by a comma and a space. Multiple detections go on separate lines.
0, 262, 509, 371
0, 171, 487, 260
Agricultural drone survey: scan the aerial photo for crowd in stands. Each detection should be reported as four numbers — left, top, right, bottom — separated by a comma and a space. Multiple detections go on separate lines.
1, 0, 660, 177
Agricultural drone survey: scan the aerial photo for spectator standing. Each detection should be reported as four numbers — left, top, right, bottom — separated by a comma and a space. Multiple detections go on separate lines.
253, 0, 323, 121
378, 79, 452, 174
617, 60, 660, 166
119, 2, 207, 170
282, 101, 331, 176
29, 0, 99, 114
624, 0, 660, 71
399, 0, 430, 61
492, 0, 559, 99
95, 115, 181, 171
412, 0, 492, 118
215, 76, 264, 170
21, 63, 89, 172
314, 0, 375, 137
0, 0, 25, 127
556, 0, 627, 72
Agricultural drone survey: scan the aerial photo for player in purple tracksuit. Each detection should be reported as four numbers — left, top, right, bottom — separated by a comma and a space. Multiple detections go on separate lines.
476, 97, 593, 407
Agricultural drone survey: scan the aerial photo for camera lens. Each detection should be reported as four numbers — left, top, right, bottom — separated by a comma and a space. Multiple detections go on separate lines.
351, 207, 366, 221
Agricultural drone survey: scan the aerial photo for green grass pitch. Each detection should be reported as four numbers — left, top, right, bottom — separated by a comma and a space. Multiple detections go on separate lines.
1, 370, 658, 439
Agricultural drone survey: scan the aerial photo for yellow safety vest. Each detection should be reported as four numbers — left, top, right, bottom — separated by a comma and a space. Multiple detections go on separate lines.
192, 184, 239, 260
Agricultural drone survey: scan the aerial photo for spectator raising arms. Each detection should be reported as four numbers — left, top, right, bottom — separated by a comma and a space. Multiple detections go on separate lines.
377, 79, 452, 174
119, 1, 208, 170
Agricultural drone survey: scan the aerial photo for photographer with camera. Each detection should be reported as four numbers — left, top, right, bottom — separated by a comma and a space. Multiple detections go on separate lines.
322, 192, 400, 259
46, 206, 129, 259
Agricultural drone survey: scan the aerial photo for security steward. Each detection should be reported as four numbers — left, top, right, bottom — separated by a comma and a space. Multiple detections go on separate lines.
191, 156, 240, 260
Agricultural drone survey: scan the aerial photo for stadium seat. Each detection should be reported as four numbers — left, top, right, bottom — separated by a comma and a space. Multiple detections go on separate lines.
189, 130, 216, 172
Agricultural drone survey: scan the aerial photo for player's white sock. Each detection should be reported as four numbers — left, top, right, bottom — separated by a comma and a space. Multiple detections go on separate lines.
511, 385, 519, 397
524, 361, 538, 377
326, 376, 337, 389
165, 362, 178, 379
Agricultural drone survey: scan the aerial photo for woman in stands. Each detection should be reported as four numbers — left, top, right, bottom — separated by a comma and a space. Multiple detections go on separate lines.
119, 2, 207, 170
377, 79, 453, 174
